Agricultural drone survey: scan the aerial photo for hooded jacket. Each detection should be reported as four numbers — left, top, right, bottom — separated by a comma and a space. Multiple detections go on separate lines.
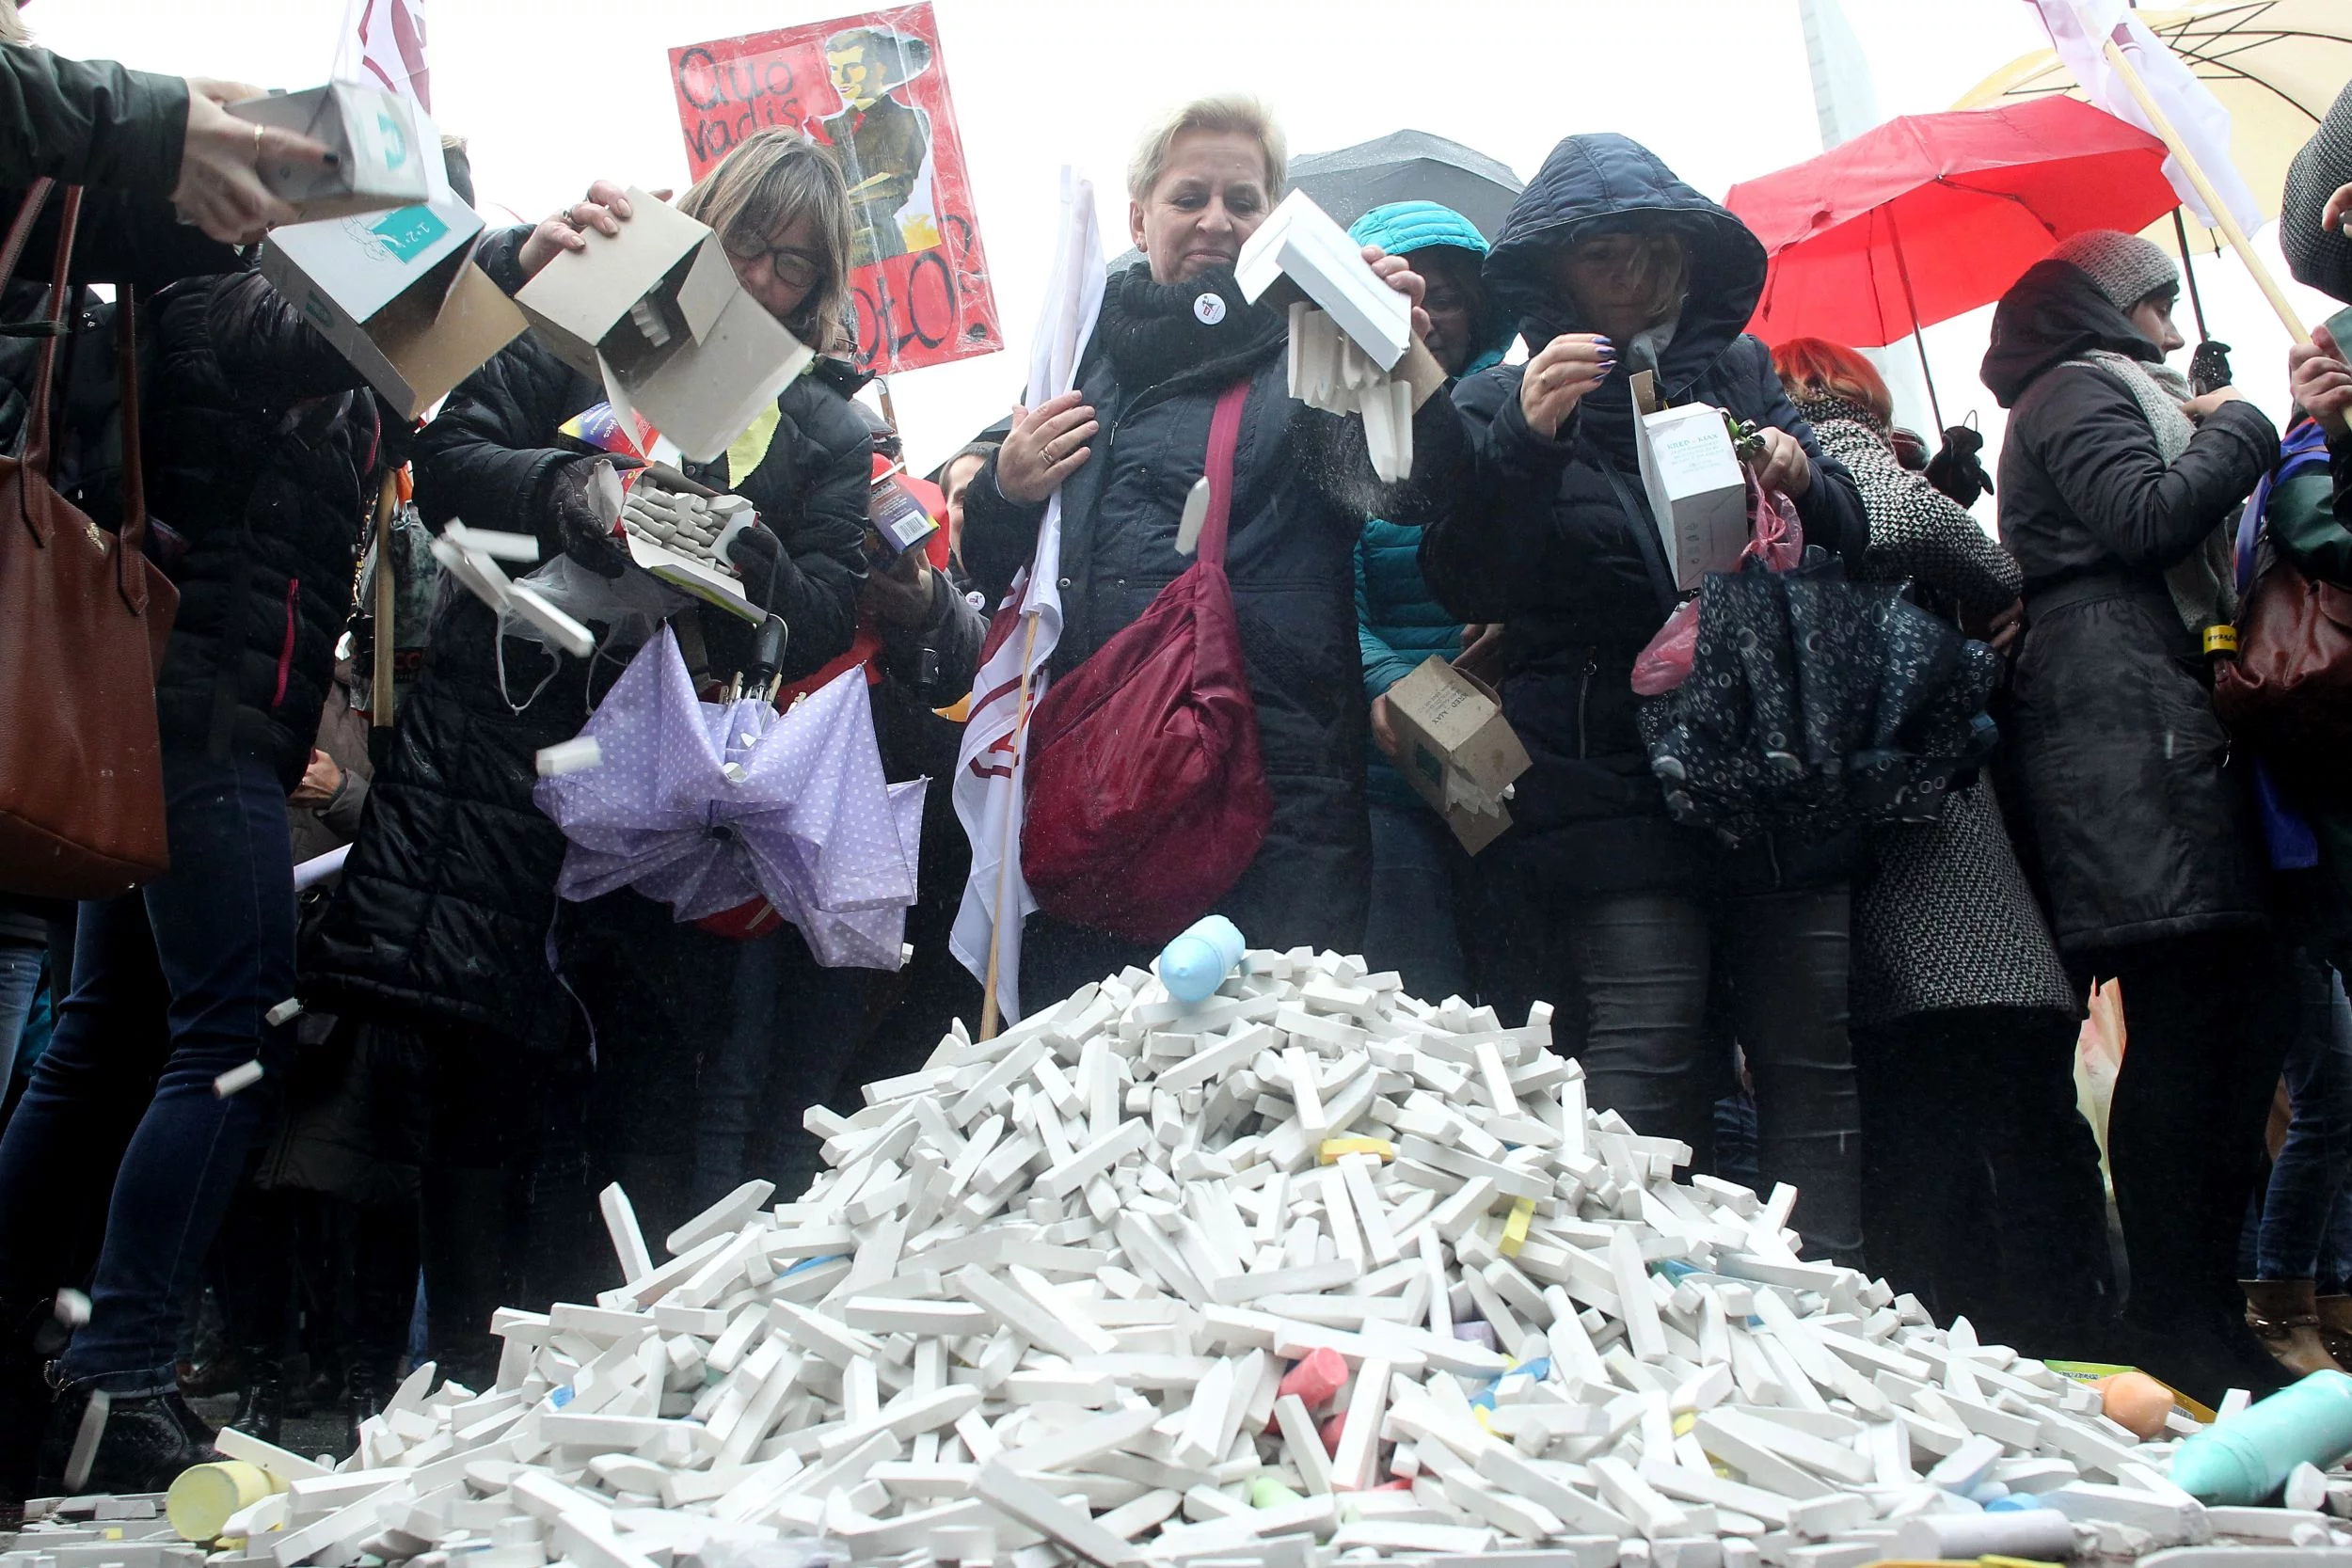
1347, 201, 1515, 814
305, 228, 875, 1047
1415, 135, 1869, 896
1983, 258, 2277, 953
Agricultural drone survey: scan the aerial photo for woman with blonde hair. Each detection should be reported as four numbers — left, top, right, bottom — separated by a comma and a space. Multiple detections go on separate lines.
1772, 336, 2107, 1350
961, 94, 1447, 998
310, 130, 875, 1386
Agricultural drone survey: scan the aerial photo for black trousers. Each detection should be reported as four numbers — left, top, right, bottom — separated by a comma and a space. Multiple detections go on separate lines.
2088, 929, 2296, 1328
1853, 1006, 2113, 1349
1554, 887, 1864, 1267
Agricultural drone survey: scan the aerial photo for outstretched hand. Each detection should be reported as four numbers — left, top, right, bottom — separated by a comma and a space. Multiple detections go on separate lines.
518, 180, 673, 279
173, 80, 331, 245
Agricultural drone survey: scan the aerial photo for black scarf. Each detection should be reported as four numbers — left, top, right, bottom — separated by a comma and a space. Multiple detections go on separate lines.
1095, 262, 1281, 394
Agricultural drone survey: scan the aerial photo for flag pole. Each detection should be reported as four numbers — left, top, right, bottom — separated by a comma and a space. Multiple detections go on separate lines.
2090, 32, 2305, 341
370, 468, 399, 727
977, 608, 1042, 1040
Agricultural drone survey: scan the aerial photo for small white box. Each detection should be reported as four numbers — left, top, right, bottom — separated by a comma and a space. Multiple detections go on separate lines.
1236, 189, 1411, 371
1634, 401, 1748, 592
230, 82, 433, 221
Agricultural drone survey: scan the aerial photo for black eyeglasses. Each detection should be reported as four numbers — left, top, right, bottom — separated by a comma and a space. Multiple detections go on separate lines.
723, 233, 825, 290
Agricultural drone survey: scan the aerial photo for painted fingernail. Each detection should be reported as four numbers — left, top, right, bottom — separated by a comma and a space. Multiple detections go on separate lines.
1595, 335, 1613, 345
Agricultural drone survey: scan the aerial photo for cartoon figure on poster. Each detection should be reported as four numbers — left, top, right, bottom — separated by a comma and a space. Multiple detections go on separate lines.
821, 24, 938, 266
668, 5, 1003, 378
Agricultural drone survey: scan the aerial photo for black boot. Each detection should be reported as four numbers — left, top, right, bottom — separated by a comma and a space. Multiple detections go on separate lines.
35, 1379, 214, 1496
0, 1296, 69, 1513
224, 1346, 284, 1444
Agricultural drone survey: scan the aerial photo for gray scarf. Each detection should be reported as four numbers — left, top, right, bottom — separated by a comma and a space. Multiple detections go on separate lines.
2074, 349, 2235, 637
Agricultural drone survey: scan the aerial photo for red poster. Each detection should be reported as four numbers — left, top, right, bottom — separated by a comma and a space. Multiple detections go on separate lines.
669, 5, 1003, 378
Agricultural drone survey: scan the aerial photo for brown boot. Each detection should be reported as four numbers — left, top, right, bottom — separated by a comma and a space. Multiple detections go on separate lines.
2317, 1294, 2352, 1368
2242, 1279, 2348, 1376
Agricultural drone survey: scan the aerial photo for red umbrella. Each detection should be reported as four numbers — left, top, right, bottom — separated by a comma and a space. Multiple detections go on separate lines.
1724, 97, 2178, 427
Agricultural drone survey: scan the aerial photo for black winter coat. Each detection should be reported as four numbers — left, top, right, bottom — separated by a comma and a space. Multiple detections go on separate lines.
308, 251, 874, 1047
145, 271, 384, 784
1983, 259, 2279, 954
0, 46, 185, 197
1418, 134, 1870, 898
961, 266, 1462, 955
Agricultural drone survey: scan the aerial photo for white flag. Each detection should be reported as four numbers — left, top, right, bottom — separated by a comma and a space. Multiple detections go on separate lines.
335, 0, 431, 111
948, 168, 1106, 1025
2029, 0, 2258, 234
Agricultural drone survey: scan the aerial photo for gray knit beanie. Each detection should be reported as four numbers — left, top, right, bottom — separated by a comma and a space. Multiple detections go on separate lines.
2049, 229, 2180, 309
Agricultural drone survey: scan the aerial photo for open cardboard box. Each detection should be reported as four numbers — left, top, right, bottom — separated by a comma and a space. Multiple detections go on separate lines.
230, 82, 434, 223
516, 187, 812, 465
257, 109, 526, 421
1631, 371, 1748, 592
1385, 656, 1532, 854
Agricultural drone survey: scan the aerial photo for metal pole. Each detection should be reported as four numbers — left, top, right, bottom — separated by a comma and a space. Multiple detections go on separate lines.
1884, 208, 1947, 434
2169, 207, 2212, 340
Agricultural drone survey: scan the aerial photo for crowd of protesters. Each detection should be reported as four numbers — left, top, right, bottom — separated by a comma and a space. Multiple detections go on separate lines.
6, 5, 2352, 1497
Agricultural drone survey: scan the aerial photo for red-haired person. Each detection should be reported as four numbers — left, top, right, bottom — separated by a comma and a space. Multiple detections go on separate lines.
1773, 338, 2108, 1354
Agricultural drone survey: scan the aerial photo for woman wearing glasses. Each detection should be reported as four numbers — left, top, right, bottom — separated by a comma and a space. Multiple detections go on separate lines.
307, 130, 875, 1390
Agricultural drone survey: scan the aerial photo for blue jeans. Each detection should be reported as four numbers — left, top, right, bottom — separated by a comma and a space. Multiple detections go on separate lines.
1361, 800, 1470, 1003
0, 939, 43, 1087
0, 748, 295, 1391
702, 925, 870, 1208
2254, 957, 2352, 1282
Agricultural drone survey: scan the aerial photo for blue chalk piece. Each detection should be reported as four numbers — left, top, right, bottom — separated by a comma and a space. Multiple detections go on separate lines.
1157, 915, 1246, 1004
1985, 1495, 2041, 1513
550, 1384, 574, 1408
785, 1253, 846, 1276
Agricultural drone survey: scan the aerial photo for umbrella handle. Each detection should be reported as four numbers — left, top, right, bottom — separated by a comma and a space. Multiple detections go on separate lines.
737, 613, 789, 703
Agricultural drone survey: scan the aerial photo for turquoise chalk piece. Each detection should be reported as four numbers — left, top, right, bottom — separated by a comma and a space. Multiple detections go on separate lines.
1157, 915, 1246, 1004
1985, 1495, 2042, 1513
2169, 1369, 2352, 1504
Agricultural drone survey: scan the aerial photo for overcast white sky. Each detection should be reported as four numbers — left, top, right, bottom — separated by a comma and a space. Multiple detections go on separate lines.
29, 0, 2344, 512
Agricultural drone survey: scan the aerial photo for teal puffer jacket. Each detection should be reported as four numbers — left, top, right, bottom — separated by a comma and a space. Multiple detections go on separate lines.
1347, 201, 1516, 809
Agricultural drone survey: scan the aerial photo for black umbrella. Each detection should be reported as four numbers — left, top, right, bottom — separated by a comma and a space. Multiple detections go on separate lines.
1286, 129, 1525, 241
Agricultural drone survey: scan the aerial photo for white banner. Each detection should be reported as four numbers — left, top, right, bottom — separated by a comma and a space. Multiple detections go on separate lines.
948, 167, 1105, 1025
2030, 0, 2259, 234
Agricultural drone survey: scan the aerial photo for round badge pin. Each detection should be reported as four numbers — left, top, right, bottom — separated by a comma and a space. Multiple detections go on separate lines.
1193, 293, 1227, 325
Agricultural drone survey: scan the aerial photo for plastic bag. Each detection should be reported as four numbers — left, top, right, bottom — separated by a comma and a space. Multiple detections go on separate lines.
1629, 470, 1804, 696
501, 552, 693, 657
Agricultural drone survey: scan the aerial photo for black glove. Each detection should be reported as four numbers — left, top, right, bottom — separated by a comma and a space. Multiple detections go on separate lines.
546, 458, 629, 579
725, 519, 784, 608
1924, 422, 1994, 510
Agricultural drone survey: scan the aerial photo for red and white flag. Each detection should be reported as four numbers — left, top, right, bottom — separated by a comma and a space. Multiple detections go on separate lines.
949, 168, 1104, 1025
337, 0, 431, 111
2027, 0, 2258, 234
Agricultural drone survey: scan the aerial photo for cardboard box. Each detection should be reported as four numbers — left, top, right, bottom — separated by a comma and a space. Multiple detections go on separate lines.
258, 121, 526, 420
1634, 400, 1748, 592
515, 187, 812, 465
1237, 190, 1411, 371
230, 83, 433, 222
1385, 657, 1532, 855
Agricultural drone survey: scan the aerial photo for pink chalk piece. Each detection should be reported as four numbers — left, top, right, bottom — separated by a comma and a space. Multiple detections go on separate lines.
1318, 1412, 1346, 1457
1277, 1346, 1349, 1411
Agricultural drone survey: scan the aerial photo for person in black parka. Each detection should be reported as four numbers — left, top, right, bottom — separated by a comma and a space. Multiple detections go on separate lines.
306, 136, 873, 1385
961, 95, 1457, 1007
1983, 231, 2291, 1402
1417, 134, 1872, 1265
0, 192, 406, 1490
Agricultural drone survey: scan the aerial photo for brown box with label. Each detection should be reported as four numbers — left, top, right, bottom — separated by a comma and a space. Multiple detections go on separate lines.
1384, 657, 1532, 854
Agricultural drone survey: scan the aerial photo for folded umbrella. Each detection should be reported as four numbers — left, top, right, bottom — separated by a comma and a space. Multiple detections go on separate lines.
534, 626, 923, 968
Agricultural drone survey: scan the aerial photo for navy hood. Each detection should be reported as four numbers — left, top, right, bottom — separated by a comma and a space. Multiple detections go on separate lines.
1483, 134, 1768, 411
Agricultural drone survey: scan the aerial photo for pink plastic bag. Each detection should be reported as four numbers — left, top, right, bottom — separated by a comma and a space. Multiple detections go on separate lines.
1629, 470, 1804, 696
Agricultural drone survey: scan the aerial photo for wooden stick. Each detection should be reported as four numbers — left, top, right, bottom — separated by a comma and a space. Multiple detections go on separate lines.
977, 609, 1043, 1040
370, 468, 399, 727
2096, 33, 2306, 342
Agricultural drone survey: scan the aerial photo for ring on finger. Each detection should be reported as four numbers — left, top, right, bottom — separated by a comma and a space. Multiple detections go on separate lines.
1042, 441, 1057, 465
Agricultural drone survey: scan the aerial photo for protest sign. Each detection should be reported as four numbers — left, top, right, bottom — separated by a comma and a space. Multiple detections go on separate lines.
668, 4, 1003, 377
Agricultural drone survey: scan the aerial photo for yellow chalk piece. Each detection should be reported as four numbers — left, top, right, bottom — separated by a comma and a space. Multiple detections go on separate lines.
1474, 1405, 1493, 1431
1317, 1136, 1394, 1164
103, 1529, 121, 1540
1673, 1411, 1697, 1436
1981, 1558, 2068, 1568
1499, 1196, 1535, 1257
167, 1459, 273, 1542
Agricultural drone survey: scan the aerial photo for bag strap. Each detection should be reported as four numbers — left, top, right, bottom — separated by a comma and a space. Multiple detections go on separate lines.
1198, 378, 1250, 569
15, 185, 82, 483
0, 179, 54, 293
1588, 432, 1679, 617
115, 288, 151, 613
